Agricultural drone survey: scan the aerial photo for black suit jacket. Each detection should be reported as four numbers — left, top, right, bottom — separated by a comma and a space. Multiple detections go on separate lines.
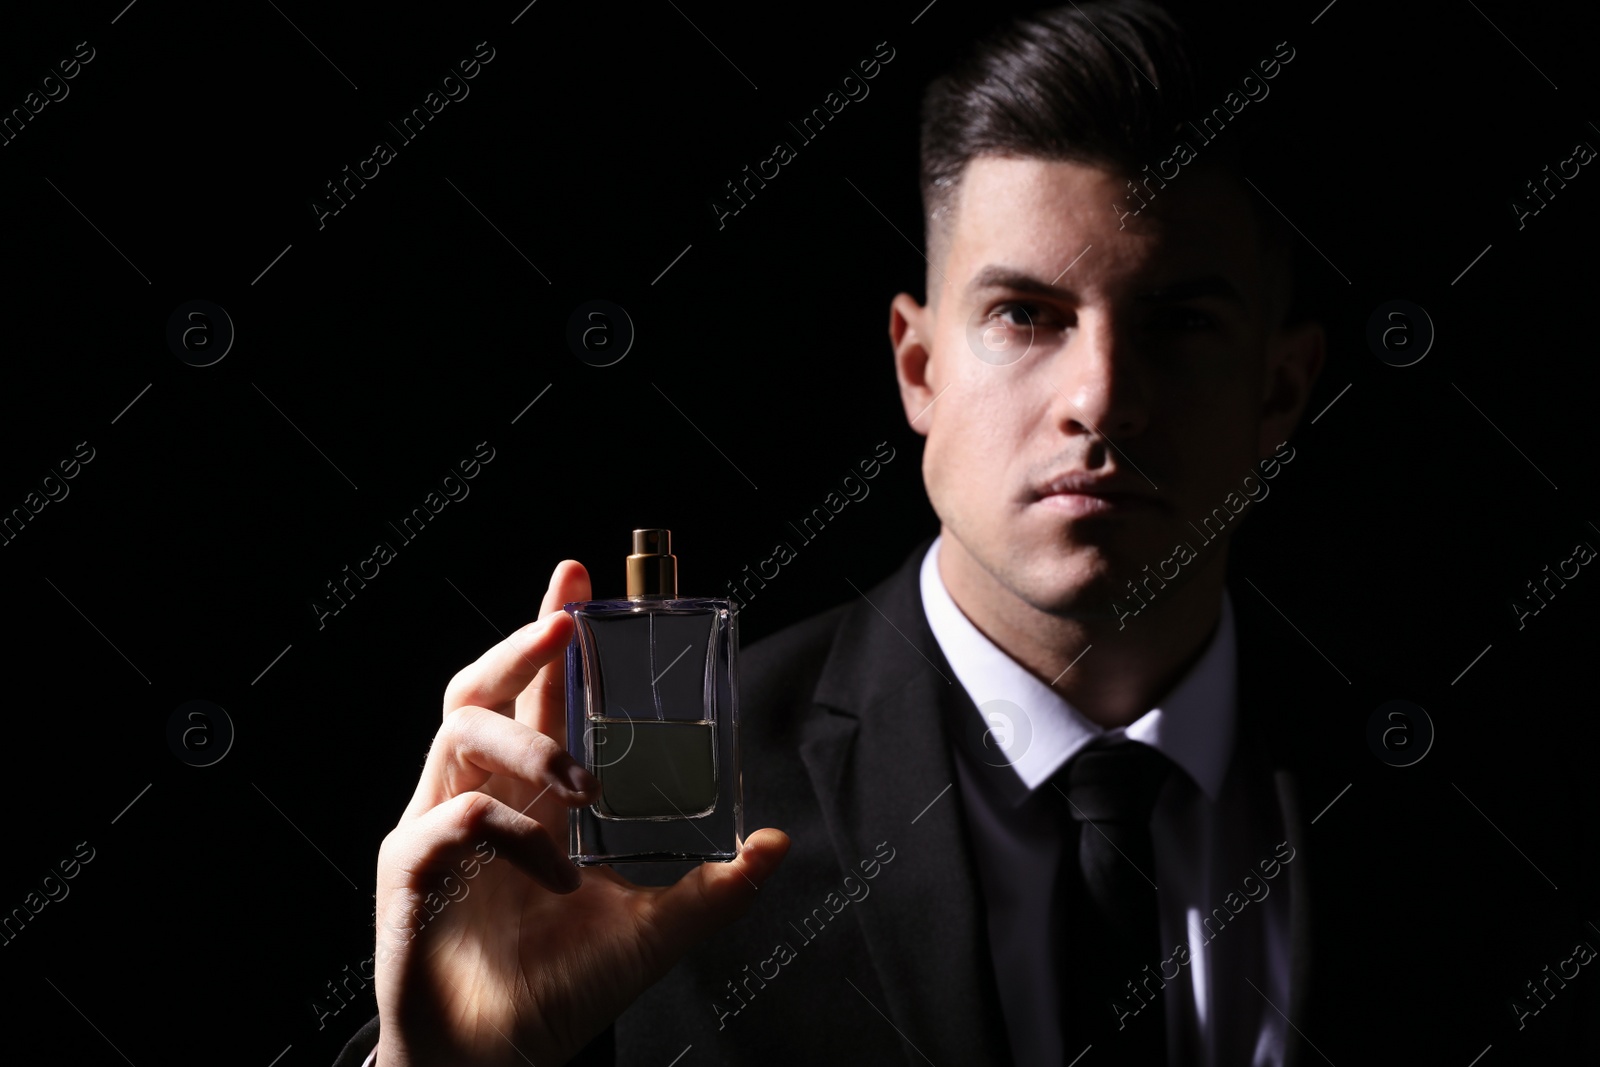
336, 538, 1594, 1065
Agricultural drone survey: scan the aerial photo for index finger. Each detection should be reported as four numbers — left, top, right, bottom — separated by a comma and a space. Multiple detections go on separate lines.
441, 610, 572, 718
516, 559, 591, 739
442, 559, 589, 718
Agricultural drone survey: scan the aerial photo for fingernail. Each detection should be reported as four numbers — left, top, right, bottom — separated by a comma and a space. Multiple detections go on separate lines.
562, 759, 597, 796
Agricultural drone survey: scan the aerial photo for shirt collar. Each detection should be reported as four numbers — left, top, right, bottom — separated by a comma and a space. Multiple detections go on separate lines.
919, 535, 1236, 805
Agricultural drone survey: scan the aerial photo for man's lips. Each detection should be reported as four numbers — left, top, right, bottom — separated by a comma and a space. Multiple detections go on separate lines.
1032, 491, 1159, 516
1027, 471, 1162, 515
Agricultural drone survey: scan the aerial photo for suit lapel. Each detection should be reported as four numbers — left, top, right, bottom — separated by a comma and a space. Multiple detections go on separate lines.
798, 542, 1013, 1066
1272, 768, 1313, 1067
1230, 578, 1348, 1067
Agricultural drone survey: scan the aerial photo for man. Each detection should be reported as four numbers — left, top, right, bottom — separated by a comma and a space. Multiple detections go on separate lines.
334, 4, 1588, 1065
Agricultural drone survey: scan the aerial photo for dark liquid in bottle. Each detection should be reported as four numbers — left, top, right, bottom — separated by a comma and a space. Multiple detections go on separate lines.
590, 717, 717, 819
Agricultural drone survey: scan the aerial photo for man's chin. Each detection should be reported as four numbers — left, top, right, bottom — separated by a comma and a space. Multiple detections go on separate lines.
1020, 502, 1170, 550
1008, 557, 1129, 621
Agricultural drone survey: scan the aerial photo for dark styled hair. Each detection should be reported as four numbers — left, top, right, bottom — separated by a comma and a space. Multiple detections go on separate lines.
918, 1, 1298, 326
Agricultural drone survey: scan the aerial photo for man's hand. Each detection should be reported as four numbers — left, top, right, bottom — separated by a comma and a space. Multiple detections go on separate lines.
372, 560, 789, 1066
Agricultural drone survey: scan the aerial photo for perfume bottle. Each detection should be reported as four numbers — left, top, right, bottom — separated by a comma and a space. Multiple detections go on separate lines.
564, 529, 742, 864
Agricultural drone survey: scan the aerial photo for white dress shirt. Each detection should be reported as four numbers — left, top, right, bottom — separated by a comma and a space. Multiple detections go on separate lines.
919, 537, 1291, 1067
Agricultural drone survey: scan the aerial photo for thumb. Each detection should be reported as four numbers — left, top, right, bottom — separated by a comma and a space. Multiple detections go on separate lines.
645, 829, 791, 958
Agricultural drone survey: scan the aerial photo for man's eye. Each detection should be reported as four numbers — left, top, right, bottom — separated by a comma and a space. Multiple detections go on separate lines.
1159, 306, 1216, 330
988, 302, 1062, 328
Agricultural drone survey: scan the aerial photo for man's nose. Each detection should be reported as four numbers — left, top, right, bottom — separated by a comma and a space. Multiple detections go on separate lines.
1052, 310, 1148, 441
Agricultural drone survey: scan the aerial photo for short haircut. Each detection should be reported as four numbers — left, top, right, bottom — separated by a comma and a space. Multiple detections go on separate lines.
918, 1, 1299, 328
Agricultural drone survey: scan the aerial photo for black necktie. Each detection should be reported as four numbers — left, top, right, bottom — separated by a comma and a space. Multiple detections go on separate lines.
1051, 741, 1173, 1065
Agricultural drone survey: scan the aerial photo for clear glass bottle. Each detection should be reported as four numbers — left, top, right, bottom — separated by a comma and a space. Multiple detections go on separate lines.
564, 529, 742, 864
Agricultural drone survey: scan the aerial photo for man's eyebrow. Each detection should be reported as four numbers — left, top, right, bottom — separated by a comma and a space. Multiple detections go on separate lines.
966, 266, 1076, 298
1137, 276, 1246, 305
966, 267, 1246, 306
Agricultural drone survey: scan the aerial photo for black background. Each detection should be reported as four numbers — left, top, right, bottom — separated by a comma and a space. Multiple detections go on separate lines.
1, 0, 1597, 1062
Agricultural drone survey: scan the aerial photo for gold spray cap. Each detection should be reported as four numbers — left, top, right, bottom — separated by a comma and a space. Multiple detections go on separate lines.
626, 528, 677, 598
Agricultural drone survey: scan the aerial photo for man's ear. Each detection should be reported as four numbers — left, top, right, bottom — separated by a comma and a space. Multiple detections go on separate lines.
890, 292, 936, 438
1259, 318, 1326, 457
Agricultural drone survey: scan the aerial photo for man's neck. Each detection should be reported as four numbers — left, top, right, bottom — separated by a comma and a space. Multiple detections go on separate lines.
936, 532, 1227, 729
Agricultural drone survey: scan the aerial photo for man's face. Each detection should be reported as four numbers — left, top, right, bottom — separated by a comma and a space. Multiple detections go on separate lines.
892, 156, 1318, 620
